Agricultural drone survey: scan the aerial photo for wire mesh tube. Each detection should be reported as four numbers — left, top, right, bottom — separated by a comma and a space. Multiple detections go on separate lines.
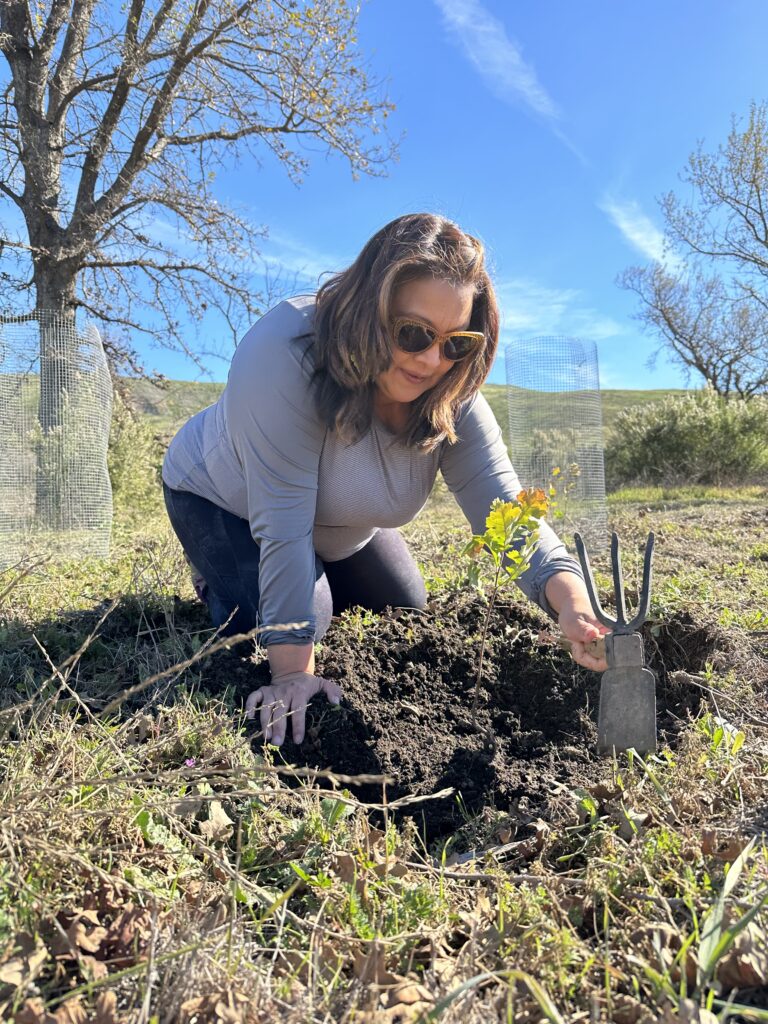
0, 311, 113, 568
505, 335, 607, 552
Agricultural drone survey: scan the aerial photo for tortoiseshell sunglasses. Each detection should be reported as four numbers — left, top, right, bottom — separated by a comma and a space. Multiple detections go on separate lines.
391, 316, 485, 362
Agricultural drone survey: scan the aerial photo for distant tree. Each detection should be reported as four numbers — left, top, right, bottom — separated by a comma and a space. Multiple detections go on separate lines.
0, 0, 395, 386
619, 101, 768, 396
619, 263, 768, 398
661, 102, 768, 287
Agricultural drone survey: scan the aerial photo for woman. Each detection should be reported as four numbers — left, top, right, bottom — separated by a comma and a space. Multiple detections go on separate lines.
163, 213, 608, 746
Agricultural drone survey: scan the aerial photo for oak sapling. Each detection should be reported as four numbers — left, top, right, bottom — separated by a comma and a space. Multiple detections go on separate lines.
464, 489, 549, 715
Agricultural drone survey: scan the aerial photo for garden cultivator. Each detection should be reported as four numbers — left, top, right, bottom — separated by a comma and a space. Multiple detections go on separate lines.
574, 531, 657, 754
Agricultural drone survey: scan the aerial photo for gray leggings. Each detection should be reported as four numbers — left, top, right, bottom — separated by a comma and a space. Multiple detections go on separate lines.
163, 483, 427, 641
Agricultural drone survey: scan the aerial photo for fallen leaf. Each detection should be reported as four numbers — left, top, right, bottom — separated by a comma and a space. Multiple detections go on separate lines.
199, 801, 234, 843
700, 829, 751, 862
661, 999, 718, 1024
78, 955, 110, 982
371, 850, 408, 879
516, 818, 550, 858
0, 933, 48, 989
69, 917, 109, 954
382, 978, 434, 1007
715, 914, 768, 989
179, 995, 205, 1022
213, 990, 248, 1023
375, 1003, 432, 1023
353, 942, 399, 986
630, 922, 697, 987
53, 998, 88, 1024
610, 993, 656, 1024
94, 991, 118, 1024
331, 851, 357, 885
50, 910, 109, 960
589, 781, 622, 801
15, 998, 54, 1024
179, 991, 248, 1024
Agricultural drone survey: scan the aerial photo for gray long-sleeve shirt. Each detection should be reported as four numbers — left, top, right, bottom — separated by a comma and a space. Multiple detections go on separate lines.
162, 295, 584, 644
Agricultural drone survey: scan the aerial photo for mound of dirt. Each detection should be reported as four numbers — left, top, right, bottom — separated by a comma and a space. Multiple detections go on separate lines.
237, 590, 720, 840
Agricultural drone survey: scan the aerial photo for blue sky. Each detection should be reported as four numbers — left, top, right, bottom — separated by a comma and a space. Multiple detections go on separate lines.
50, 2, 768, 387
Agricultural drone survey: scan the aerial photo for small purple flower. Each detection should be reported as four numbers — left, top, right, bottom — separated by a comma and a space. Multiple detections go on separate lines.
185, 757, 197, 768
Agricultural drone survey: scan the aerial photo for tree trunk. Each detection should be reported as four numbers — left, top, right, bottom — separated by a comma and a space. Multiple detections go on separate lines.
32, 260, 79, 526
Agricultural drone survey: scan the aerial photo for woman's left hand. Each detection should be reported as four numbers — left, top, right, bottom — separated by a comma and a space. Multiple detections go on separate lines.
558, 605, 610, 672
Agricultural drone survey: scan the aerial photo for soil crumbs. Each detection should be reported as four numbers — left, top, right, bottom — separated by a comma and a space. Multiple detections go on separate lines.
256, 589, 728, 842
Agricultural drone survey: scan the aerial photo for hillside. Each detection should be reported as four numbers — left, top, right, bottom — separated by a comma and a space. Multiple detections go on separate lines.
125, 376, 688, 442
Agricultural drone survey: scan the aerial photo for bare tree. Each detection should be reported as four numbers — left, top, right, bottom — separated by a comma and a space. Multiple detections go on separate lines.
619, 102, 768, 396
619, 263, 768, 398
661, 102, 768, 285
0, 0, 395, 386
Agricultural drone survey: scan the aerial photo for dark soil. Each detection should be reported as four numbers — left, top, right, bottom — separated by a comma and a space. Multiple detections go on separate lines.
236, 590, 735, 841
3, 586, 746, 843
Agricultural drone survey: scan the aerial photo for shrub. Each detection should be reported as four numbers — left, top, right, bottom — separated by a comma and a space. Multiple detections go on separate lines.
605, 387, 768, 488
108, 390, 165, 525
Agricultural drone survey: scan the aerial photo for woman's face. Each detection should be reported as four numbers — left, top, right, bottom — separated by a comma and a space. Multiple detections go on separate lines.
375, 277, 475, 407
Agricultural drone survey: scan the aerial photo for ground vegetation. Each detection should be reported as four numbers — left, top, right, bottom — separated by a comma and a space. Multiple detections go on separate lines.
1, 398, 767, 1022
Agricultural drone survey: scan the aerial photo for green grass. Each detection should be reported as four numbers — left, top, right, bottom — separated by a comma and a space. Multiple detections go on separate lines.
607, 484, 768, 506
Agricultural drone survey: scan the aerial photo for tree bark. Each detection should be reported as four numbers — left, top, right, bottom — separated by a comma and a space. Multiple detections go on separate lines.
31, 259, 79, 526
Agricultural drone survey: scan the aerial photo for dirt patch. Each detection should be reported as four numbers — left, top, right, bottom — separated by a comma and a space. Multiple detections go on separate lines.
4, 585, 751, 842
229, 590, 737, 841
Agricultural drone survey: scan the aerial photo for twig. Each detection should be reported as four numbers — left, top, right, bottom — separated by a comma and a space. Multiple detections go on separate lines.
0, 554, 50, 604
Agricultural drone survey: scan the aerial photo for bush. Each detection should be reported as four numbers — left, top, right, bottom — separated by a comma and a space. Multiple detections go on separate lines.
108, 391, 165, 525
605, 387, 768, 488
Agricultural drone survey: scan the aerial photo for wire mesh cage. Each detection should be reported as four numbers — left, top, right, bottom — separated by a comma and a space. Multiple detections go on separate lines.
505, 336, 607, 552
0, 312, 113, 568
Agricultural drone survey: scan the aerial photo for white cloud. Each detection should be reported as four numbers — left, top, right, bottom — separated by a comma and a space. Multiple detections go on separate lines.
433, 0, 559, 121
598, 196, 676, 265
495, 277, 624, 341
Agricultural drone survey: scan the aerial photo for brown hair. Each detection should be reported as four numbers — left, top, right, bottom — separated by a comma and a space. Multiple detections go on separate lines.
309, 213, 500, 450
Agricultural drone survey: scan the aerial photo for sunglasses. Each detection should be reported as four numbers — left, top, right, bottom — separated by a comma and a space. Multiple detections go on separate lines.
391, 316, 485, 362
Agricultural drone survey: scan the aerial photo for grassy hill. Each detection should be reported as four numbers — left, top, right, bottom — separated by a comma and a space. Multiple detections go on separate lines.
125, 376, 687, 442
482, 383, 687, 439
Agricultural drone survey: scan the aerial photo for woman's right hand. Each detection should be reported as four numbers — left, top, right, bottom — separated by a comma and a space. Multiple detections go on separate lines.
245, 671, 342, 746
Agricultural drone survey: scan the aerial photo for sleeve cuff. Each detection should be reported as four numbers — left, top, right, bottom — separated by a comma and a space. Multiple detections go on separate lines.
525, 561, 586, 622
259, 626, 316, 646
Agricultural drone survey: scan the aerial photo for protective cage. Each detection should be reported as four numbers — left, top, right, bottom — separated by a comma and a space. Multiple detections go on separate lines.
0, 312, 113, 569
505, 335, 607, 552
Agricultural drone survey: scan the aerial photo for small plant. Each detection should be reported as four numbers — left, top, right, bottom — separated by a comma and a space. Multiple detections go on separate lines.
696, 712, 746, 759
547, 463, 581, 525
464, 489, 548, 715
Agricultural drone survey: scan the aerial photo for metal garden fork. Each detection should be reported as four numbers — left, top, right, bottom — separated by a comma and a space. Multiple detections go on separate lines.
573, 531, 657, 754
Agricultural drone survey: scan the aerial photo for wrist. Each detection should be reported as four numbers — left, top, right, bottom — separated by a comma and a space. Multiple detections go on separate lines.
267, 641, 315, 678
271, 669, 314, 683
544, 571, 592, 617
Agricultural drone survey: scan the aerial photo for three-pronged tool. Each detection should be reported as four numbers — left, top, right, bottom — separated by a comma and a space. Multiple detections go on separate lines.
573, 531, 657, 754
